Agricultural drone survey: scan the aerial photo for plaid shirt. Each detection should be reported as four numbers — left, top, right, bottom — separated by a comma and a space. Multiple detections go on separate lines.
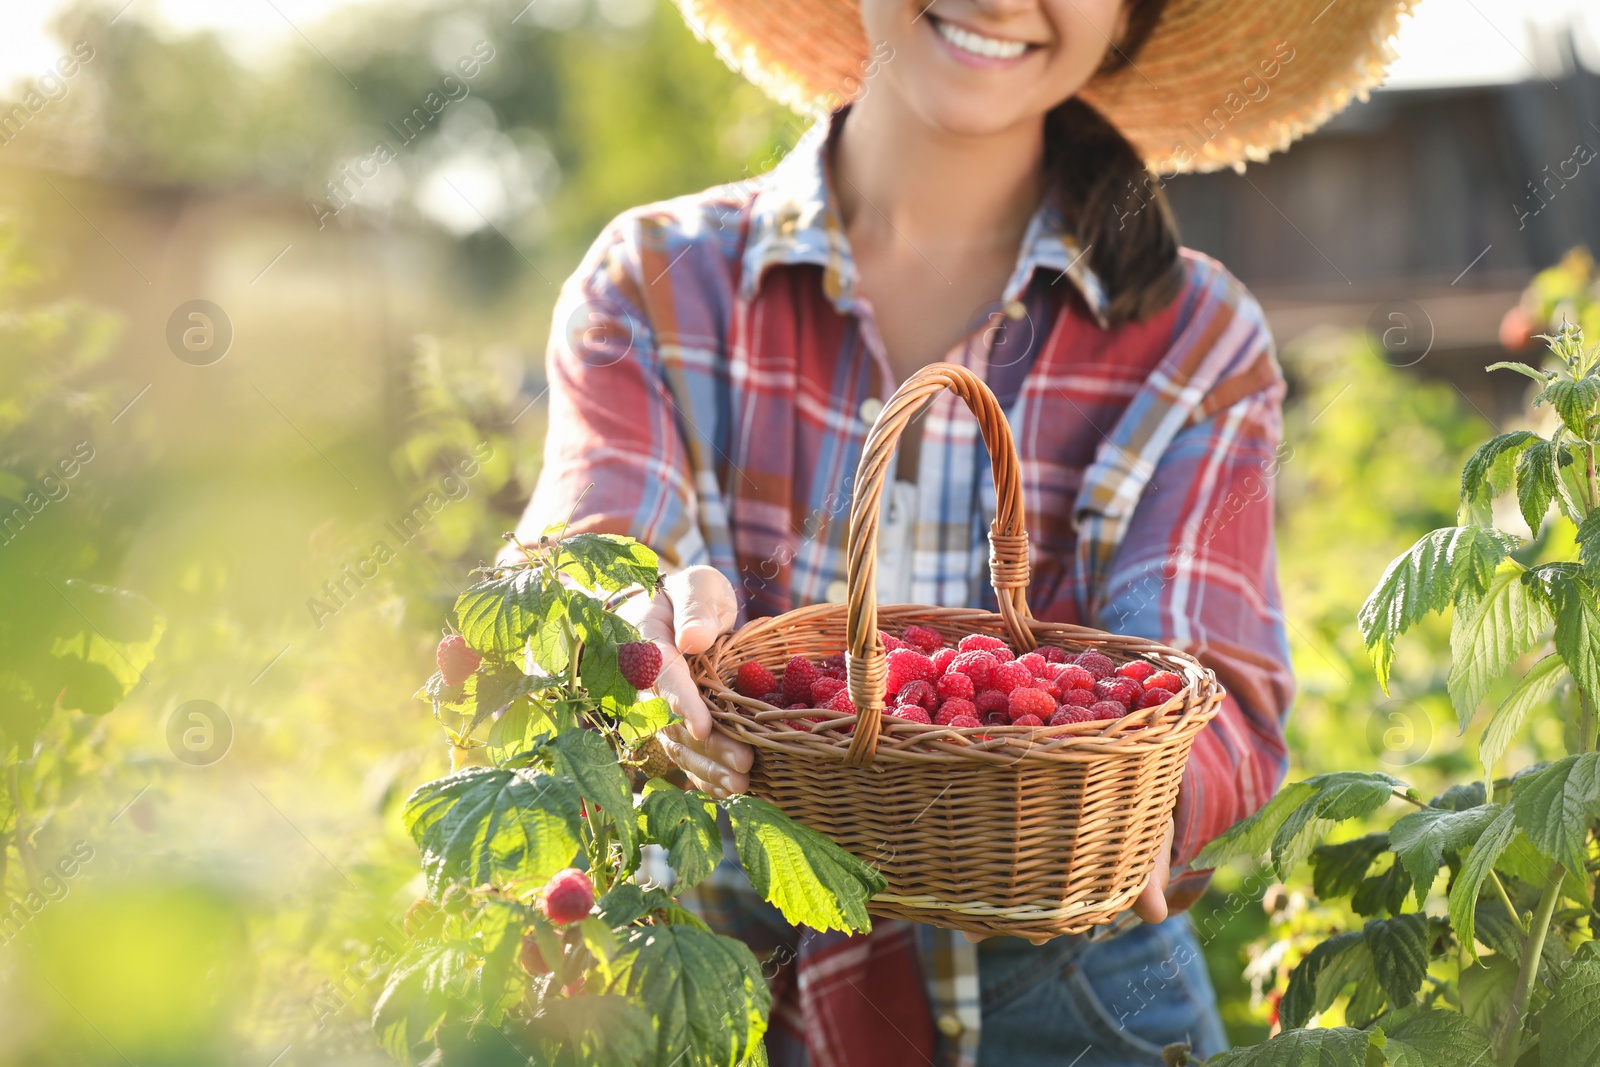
521, 112, 1294, 1066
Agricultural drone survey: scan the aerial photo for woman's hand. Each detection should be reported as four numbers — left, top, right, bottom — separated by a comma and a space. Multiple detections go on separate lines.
622, 565, 754, 799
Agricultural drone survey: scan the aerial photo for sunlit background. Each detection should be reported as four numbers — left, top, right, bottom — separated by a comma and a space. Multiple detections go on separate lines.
1, 0, 1598, 1061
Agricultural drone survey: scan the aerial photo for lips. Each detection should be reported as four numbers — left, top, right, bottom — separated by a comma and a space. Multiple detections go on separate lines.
928, 15, 1038, 62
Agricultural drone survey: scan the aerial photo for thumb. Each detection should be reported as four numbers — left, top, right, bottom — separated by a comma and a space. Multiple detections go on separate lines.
668, 566, 737, 654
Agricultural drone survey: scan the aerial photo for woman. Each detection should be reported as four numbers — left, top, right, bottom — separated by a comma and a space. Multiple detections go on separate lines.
514, 0, 1413, 1062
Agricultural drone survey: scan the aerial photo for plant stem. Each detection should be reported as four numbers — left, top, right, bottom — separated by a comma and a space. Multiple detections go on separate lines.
1488, 870, 1528, 934
1497, 863, 1564, 1065
1582, 690, 1598, 756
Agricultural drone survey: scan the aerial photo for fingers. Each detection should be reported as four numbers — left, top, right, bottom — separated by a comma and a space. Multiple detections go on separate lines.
1132, 818, 1175, 925
658, 723, 752, 797
666, 566, 738, 654
631, 591, 713, 739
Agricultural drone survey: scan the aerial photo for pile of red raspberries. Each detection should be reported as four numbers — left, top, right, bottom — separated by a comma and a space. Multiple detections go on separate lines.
732, 625, 1182, 730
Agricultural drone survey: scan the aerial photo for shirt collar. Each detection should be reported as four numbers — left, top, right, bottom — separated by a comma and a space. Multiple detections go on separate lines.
740, 110, 1108, 328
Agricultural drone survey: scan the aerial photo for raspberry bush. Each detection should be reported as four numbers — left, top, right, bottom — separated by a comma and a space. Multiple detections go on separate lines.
1177, 325, 1600, 1066
376, 527, 884, 1066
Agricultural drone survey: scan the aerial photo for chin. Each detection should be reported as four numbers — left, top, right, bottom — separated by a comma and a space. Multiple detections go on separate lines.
877, 76, 1047, 139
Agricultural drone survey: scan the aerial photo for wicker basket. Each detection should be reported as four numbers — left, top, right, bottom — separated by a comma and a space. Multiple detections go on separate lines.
689, 363, 1224, 938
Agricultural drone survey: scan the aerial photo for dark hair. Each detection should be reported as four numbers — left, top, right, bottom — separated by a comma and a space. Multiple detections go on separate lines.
1045, 0, 1181, 325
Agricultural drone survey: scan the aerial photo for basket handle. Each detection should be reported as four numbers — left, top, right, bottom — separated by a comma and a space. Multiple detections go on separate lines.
843, 362, 1035, 767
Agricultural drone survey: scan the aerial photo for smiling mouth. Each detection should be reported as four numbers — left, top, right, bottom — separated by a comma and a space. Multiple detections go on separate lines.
929, 16, 1037, 61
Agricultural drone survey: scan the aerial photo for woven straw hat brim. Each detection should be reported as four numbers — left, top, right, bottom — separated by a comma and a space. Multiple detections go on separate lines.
673, 0, 1418, 174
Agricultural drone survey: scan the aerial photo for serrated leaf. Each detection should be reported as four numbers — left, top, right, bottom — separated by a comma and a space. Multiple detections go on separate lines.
616, 695, 675, 744
1487, 360, 1555, 383
1389, 803, 1501, 907
1351, 861, 1412, 918
1208, 1026, 1382, 1067
1448, 803, 1518, 957
1516, 438, 1560, 536
1359, 528, 1519, 691
723, 794, 885, 934
1429, 781, 1487, 810
1541, 952, 1600, 1066
1540, 376, 1600, 436
602, 924, 770, 1067
1375, 1007, 1492, 1067
1458, 955, 1518, 1040
595, 881, 666, 927
1511, 751, 1600, 876
473, 898, 528, 1023
1193, 782, 1317, 870
569, 594, 645, 707
372, 940, 468, 1063
46, 580, 165, 716
454, 569, 558, 657
1271, 773, 1406, 879
1447, 561, 1552, 730
1460, 430, 1539, 505
403, 767, 581, 894
463, 669, 565, 736
640, 780, 723, 891
530, 994, 656, 1065
548, 729, 640, 866
1578, 508, 1600, 583
486, 699, 560, 764
1312, 833, 1390, 901
552, 533, 660, 593
1479, 653, 1568, 779
1362, 914, 1429, 1009
1551, 576, 1600, 703
1346, 969, 1387, 1029
1281, 930, 1369, 1029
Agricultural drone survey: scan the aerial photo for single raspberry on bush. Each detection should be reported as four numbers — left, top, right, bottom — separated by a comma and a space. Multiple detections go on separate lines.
1088, 700, 1126, 720
879, 631, 905, 652
519, 932, 550, 976
1041, 646, 1070, 664
1050, 705, 1094, 726
781, 656, 820, 705
888, 705, 932, 724
992, 661, 1034, 694
896, 679, 938, 711
541, 868, 594, 925
1055, 664, 1096, 691
1138, 687, 1177, 709
735, 660, 778, 699
974, 689, 1010, 718
934, 698, 977, 725
1095, 677, 1142, 707
948, 650, 996, 689
810, 676, 847, 704
1059, 688, 1095, 708
947, 715, 981, 729
618, 642, 663, 690
436, 635, 481, 686
958, 634, 1007, 653
902, 624, 945, 653
1145, 670, 1183, 693
1074, 650, 1116, 679
932, 647, 959, 674
1017, 652, 1052, 678
1116, 660, 1156, 683
1011, 713, 1044, 727
885, 648, 937, 696
1007, 687, 1055, 722
936, 672, 975, 702
989, 646, 1015, 662
825, 688, 858, 715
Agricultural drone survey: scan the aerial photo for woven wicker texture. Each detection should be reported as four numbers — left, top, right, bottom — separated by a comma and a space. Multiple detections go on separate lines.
690, 364, 1223, 936
672, 0, 1417, 174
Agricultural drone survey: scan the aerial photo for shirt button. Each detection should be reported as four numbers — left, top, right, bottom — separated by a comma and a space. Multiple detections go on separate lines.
937, 1013, 965, 1037
825, 580, 848, 604
1004, 299, 1026, 320
858, 396, 884, 426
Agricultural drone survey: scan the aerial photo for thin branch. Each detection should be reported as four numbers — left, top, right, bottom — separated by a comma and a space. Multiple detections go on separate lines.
1488, 870, 1528, 935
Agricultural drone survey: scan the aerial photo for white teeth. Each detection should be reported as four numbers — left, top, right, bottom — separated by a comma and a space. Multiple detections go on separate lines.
934, 18, 1030, 60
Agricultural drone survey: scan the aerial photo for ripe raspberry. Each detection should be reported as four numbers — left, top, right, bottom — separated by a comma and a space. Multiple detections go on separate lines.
1095, 677, 1142, 707
974, 689, 1009, 718
879, 631, 905, 652
982, 709, 1011, 726
992, 661, 1034, 694
810, 676, 847, 704
1007, 687, 1055, 722
822, 687, 856, 714
1036, 677, 1062, 700
958, 634, 1008, 653
735, 660, 778, 699
1050, 705, 1094, 726
931, 647, 959, 674
885, 648, 937, 696
617, 641, 663, 690
934, 698, 977, 725
888, 705, 931, 724
1138, 687, 1177, 709
902, 624, 945, 653
761, 691, 782, 705
787, 702, 811, 711
541, 868, 594, 925
1056, 664, 1097, 691
519, 932, 550, 975
436, 635, 481, 686
1011, 714, 1044, 727
1115, 660, 1156, 683
820, 652, 847, 679
1017, 652, 1051, 678
1074, 650, 1116, 679
1059, 688, 1095, 708
896, 679, 938, 711
781, 657, 820, 705
936, 671, 975, 702
1145, 671, 1183, 693
948, 651, 997, 689
989, 646, 1015, 662
1041, 646, 1070, 664
947, 715, 981, 729
1089, 701, 1126, 721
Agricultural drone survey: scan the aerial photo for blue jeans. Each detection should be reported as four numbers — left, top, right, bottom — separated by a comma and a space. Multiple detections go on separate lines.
972, 917, 1227, 1065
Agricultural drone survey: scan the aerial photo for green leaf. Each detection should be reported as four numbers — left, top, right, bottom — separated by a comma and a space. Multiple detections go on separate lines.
462, 669, 564, 736
570, 594, 645, 708
1447, 561, 1552, 730
552, 533, 659, 593
1511, 751, 1600, 875
473, 898, 528, 1023
526, 591, 572, 675
1193, 782, 1317, 870
1208, 1026, 1383, 1067
1375, 1007, 1492, 1067
1359, 528, 1518, 691
1540, 950, 1600, 1067
1487, 359, 1555, 382
616, 695, 675, 744
485, 699, 560, 764
722, 794, 885, 935
372, 941, 467, 1063
602, 924, 770, 1067
1389, 803, 1502, 907
1346, 970, 1387, 1029
1350, 861, 1412, 919
1578, 508, 1600, 583
548, 729, 640, 866
1428, 781, 1487, 810
640, 780, 723, 891
1516, 437, 1560, 536
529, 995, 656, 1065
1362, 914, 1429, 1009
1551, 576, 1600, 703
1447, 803, 1518, 957
1271, 773, 1406, 879
1540, 376, 1600, 436
1311, 833, 1389, 901
1458, 955, 1518, 1041
454, 569, 558, 657
1280, 930, 1369, 1029
46, 580, 165, 715
1460, 430, 1538, 505
403, 767, 581, 894
1479, 653, 1569, 778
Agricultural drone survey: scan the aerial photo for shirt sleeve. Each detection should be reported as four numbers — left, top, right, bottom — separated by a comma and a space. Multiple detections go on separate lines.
1094, 373, 1296, 901
513, 228, 706, 569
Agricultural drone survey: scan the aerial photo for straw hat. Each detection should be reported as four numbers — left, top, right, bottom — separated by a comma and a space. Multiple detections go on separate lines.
672, 0, 1418, 174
